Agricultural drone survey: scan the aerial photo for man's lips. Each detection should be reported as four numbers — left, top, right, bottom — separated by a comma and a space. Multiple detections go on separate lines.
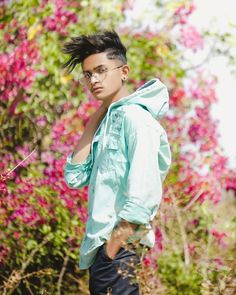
92, 87, 103, 93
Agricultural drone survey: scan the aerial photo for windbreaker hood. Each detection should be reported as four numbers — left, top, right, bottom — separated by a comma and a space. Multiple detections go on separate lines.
101, 78, 169, 150
110, 78, 169, 119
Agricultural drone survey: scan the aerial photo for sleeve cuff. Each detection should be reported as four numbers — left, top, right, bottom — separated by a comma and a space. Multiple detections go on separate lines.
118, 199, 152, 225
66, 153, 92, 170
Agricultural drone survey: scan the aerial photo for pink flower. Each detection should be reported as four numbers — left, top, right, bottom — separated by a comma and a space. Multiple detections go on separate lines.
0, 181, 8, 195
10, 203, 41, 225
77, 205, 88, 223
42, 0, 78, 36
179, 25, 204, 51
174, 3, 196, 25
155, 228, 164, 252
0, 39, 39, 103
143, 256, 153, 267
143, 248, 158, 268
210, 228, 227, 247
35, 116, 47, 127
213, 257, 224, 267
170, 88, 186, 107
0, 245, 9, 265
188, 243, 196, 256
37, 197, 49, 208
224, 170, 236, 191
13, 231, 20, 239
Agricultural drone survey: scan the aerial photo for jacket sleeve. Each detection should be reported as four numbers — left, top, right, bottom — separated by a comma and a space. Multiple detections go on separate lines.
64, 152, 93, 189
118, 112, 164, 225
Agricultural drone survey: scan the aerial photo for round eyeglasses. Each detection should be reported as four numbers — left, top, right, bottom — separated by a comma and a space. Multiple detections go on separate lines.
79, 65, 123, 86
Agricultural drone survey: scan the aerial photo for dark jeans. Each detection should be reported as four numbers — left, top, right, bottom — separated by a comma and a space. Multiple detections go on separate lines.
89, 244, 142, 295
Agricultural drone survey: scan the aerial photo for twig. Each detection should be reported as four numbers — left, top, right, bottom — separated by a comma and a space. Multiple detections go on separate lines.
170, 188, 190, 267
5, 148, 37, 178
57, 254, 69, 295
21, 236, 49, 274
182, 189, 204, 212
25, 280, 34, 295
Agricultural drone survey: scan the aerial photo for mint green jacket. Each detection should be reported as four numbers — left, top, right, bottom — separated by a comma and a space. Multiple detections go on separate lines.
64, 79, 171, 269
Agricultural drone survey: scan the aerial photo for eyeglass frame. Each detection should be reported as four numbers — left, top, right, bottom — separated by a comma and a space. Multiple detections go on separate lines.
79, 65, 124, 85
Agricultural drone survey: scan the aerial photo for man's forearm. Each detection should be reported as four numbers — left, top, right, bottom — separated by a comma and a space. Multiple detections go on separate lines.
71, 104, 107, 164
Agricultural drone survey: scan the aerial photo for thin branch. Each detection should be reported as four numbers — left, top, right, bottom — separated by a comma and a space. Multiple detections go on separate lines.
170, 188, 190, 267
57, 254, 69, 295
25, 281, 34, 295
21, 237, 50, 274
0, 147, 37, 185
182, 189, 204, 212
5, 148, 36, 177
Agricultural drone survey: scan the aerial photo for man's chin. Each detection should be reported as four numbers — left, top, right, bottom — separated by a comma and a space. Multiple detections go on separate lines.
93, 93, 107, 101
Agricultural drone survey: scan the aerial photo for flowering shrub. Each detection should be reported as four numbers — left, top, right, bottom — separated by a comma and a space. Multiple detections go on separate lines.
0, 0, 235, 294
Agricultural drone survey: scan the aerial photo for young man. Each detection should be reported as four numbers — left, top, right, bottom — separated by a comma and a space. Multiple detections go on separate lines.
63, 31, 171, 295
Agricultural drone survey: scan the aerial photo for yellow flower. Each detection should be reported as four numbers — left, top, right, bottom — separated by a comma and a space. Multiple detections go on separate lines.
28, 24, 42, 40
60, 75, 73, 84
155, 44, 169, 58
167, 0, 188, 11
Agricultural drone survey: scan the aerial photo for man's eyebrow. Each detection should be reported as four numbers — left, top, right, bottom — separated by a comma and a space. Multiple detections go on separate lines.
83, 64, 106, 73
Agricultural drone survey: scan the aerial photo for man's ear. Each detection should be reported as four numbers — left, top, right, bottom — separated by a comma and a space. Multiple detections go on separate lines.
121, 64, 130, 80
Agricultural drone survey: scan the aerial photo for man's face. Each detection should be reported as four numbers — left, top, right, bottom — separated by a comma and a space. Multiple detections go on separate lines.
81, 52, 126, 103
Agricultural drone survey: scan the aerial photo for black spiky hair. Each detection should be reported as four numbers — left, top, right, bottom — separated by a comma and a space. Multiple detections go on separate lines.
62, 30, 127, 73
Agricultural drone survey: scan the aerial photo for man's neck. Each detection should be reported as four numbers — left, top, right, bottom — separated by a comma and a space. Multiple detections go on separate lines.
105, 85, 130, 108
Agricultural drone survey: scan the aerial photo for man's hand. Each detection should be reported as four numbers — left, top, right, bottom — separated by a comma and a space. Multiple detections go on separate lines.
105, 220, 138, 259
105, 240, 122, 260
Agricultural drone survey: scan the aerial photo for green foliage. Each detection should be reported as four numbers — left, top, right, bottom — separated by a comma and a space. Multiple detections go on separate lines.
157, 253, 202, 295
1, 183, 86, 293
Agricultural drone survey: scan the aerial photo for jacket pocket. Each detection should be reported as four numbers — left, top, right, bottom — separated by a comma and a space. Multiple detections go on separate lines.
99, 133, 124, 173
106, 133, 120, 150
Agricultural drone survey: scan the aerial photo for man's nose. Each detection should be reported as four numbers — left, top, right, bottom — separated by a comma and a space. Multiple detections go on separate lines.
90, 74, 99, 84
